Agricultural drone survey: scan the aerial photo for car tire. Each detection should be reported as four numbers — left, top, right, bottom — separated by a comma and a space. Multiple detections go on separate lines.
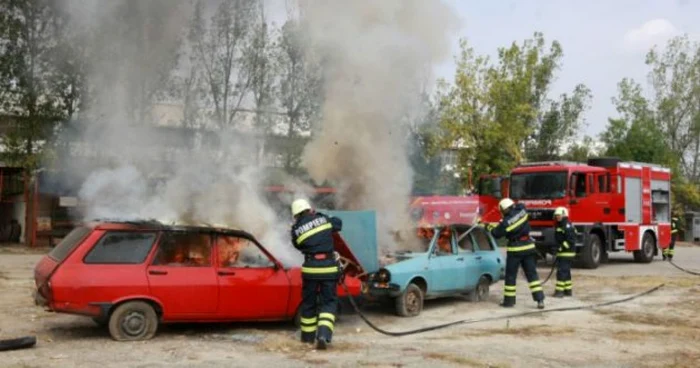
395, 283, 424, 317
0, 336, 36, 352
108, 301, 159, 342
466, 276, 490, 302
633, 231, 655, 263
580, 233, 602, 269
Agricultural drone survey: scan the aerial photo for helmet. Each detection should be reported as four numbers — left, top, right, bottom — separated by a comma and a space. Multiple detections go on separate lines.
498, 198, 515, 213
554, 207, 568, 217
291, 198, 312, 217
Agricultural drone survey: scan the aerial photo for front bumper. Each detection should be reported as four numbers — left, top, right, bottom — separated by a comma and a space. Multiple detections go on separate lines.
367, 282, 401, 297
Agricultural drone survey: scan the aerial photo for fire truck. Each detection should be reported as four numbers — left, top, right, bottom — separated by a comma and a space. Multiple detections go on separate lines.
478, 158, 673, 269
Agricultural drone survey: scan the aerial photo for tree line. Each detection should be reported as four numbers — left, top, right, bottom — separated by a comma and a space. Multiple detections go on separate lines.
1, 0, 698, 211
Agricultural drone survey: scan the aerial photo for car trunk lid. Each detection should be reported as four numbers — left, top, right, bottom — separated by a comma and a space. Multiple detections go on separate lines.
34, 226, 93, 302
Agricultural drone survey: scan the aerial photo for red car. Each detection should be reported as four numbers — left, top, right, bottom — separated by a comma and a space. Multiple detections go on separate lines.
33, 221, 363, 341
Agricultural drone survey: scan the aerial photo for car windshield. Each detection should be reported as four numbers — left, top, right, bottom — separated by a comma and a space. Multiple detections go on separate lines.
510, 172, 567, 200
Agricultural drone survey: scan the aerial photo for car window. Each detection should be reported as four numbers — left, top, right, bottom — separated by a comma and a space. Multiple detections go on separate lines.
456, 228, 474, 253
50, 226, 92, 262
434, 228, 454, 255
152, 232, 212, 267
472, 228, 494, 251
84, 231, 157, 264
216, 235, 275, 268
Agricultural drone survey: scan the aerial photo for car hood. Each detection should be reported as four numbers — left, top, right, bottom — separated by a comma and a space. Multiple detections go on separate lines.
332, 232, 365, 277
379, 251, 426, 267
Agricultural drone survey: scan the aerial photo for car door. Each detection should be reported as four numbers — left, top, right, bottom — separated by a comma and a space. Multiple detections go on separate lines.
470, 227, 503, 279
214, 234, 291, 320
454, 226, 482, 290
428, 227, 467, 293
147, 231, 219, 318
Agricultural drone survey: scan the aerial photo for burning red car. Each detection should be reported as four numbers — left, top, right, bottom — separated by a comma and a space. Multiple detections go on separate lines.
33, 221, 363, 341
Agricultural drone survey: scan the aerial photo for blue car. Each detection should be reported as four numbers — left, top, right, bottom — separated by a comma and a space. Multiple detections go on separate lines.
367, 224, 505, 317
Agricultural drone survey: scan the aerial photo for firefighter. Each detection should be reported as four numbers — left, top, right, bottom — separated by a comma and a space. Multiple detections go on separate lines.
481, 198, 545, 309
290, 198, 343, 350
553, 207, 576, 298
663, 213, 680, 261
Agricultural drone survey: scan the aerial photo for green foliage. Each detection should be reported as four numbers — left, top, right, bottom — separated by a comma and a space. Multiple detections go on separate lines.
435, 33, 590, 182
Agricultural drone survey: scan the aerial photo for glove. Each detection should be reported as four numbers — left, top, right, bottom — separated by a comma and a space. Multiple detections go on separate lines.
485, 223, 496, 231
333, 251, 340, 261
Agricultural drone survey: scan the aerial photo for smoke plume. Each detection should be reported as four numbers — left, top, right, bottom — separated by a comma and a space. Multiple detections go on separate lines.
298, 0, 459, 251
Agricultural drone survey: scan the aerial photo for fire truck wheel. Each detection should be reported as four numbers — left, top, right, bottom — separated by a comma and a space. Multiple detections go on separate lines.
580, 233, 602, 269
395, 283, 424, 317
108, 301, 159, 341
633, 232, 656, 263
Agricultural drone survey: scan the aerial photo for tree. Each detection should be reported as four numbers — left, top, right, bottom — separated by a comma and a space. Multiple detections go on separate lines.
274, 19, 323, 172
191, 0, 260, 129
645, 35, 700, 182
563, 136, 599, 162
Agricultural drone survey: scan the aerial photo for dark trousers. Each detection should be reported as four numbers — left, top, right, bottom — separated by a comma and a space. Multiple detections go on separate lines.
555, 257, 573, 293
663, 235, 676, 259
299, 277, 338, 343
503, 252, 544, 305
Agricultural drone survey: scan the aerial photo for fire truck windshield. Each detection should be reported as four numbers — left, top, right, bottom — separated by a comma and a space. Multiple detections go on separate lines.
510, 172, 567, 200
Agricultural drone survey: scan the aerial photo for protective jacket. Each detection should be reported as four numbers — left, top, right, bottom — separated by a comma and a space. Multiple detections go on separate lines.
554, 217, 576, 258
291, 212, 342, 280
488, 203, 536, 254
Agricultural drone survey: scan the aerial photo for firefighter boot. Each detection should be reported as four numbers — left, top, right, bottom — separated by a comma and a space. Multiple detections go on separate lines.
537, 300, 545, 309
553, 290, 565, 298
564, 289, 573, 297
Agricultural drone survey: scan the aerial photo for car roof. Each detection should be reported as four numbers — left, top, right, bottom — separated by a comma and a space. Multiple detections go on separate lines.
86, 220, 255, 239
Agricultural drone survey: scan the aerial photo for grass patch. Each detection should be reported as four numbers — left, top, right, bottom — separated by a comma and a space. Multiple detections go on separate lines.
611, 327, 700, 342
423, 352, 509, 368
575, 275, 698, 292
595, 309, 700, 329
257, 334, 364, 361
459, 324, 575, 338
355, 362, 404, 368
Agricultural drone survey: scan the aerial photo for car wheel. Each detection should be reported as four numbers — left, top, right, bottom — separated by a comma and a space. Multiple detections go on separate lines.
395, 283, 424, 317
467, 276, 490, 302
633, 231, 655, 263
108, 301, 159, 342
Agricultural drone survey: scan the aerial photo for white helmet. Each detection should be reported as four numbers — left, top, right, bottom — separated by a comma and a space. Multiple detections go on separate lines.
498, 198, 515, 213
554, 207, 568, 217
291, 198, 312, 217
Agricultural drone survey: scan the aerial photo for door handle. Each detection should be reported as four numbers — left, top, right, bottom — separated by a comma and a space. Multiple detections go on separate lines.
148, 270, 167, 275
218, 270, 236, 276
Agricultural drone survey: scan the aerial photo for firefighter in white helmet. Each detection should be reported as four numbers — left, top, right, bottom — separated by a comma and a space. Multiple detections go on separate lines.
553, 207, 576, 297
289, 198, 343, 350
481, 198, 545, 309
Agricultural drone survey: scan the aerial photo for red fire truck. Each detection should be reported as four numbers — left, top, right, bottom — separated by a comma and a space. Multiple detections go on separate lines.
478, 158, 673, 269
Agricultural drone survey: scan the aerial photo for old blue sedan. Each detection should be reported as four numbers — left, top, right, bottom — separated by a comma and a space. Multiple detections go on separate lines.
367, 224, 505, 317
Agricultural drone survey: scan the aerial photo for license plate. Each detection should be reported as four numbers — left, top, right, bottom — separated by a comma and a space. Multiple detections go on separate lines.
530, 231, 542, 237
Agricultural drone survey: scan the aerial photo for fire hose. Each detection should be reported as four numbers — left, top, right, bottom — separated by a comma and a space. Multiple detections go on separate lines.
668, 259, 700, 276
339, 281, 664, 337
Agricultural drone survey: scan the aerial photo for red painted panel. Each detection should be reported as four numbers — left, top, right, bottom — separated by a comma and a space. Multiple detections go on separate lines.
641, 167, 651, 224
657, 224, 671, 249
621, 225, 640, 251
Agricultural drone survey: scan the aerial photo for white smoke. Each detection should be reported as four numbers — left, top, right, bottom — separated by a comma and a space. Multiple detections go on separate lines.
298, 0, 459, 252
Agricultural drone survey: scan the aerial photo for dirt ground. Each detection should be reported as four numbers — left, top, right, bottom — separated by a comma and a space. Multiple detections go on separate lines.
1, 243, 700, 368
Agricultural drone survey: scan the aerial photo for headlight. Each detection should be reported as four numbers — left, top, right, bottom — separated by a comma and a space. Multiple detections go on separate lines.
375, 268, 391, 283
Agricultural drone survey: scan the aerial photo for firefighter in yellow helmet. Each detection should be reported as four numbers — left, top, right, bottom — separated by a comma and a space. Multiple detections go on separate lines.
553, 207, 576, 297
289, 198, 343, 350
481, 198, 544, 309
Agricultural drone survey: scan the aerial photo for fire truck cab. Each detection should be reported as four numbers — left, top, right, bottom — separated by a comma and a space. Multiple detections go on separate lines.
478, 157, 673, 269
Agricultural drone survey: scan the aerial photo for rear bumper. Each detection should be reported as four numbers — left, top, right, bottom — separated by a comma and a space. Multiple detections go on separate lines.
33, 289, 49, 309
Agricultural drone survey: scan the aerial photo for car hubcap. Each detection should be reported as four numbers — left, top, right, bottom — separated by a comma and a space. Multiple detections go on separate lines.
407, 292, 418, 313
479, 283, 487, 299
592, 241, 600, 263
121, 311, 146, 337
645, 238, 653, 256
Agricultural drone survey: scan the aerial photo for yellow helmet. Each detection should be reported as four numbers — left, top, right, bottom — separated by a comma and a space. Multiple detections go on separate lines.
554, 207, 568, 217
498, 198, 515, 213
291, 198, 312, 217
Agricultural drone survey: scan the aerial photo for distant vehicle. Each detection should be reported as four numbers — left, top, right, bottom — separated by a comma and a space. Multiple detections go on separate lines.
33, 221, 363, 341
478, 157, 673, 269
366, 224, 504, 317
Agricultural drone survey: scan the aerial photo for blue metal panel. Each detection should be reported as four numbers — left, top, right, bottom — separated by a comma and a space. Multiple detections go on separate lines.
320, 209, 379, 274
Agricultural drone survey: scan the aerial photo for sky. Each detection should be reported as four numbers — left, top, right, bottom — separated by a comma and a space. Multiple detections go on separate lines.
433, 0, 700, 139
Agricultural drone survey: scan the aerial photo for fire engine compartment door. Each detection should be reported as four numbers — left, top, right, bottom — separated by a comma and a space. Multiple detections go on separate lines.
625, 177, 642, 223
